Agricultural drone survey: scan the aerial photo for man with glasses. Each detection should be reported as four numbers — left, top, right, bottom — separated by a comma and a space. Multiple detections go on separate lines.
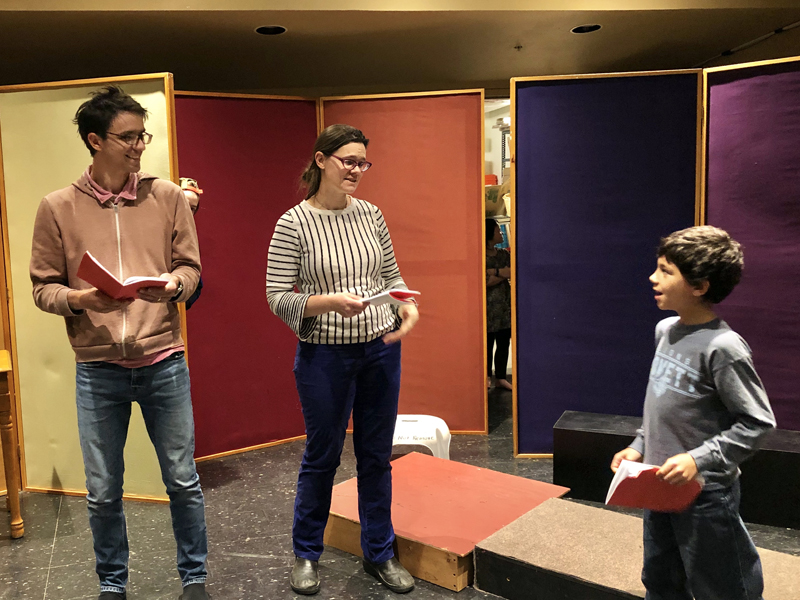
29, 86, 210, 600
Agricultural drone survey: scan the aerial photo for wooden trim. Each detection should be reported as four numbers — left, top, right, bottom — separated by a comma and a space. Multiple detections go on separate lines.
0, 72, 174, 94
703, 54, 800, 74
319, 88, 484, 103
175, 90, 317, 102
515, 453, 553, 459
479, 89, 489, 435
696, 71, 708, 226
195, 434, 307, 462
511, 68, 703, 87
0, 123, 26, 489
163, 74, 192, 357
166, 74, 180, 185
24, 486, 169, 504
510, 78, 519, 458
316, 98, 324, 134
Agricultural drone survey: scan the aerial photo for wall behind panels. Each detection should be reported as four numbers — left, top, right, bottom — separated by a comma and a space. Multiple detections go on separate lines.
513, 72, 701, 455
175, 94, 318, 459
0, 77, 173, 498
321, 92, 486, 433
706, 59, 800, 432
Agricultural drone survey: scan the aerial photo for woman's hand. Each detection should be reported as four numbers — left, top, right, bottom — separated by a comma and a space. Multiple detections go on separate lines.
383, 303, 419, 344
330, 293, 368, 318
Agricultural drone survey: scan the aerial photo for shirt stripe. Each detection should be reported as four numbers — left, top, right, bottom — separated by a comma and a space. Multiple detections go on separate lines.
266, 198, 407, 344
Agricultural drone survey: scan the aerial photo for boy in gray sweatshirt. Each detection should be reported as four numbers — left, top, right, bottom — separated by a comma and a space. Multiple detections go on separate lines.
611, 226, 775, 600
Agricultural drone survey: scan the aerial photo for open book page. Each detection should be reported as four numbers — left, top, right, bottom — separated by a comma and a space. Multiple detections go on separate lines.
76, 251, 166, 300
606, 459, 704, 513
362, 289, 420, 307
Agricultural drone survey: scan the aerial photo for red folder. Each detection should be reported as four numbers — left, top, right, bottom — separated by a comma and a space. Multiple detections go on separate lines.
606, 460, 702, 513
76, 251, 166, 300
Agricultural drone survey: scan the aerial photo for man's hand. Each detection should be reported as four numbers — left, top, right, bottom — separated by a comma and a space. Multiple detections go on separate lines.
657, 453, 698, 486
68, 288, 132, 313
383, 303, 419, 344
610, 448, 643, 473
138, 273, 179, 303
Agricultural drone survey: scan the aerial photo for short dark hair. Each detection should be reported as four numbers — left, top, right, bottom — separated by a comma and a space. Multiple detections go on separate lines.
658, 225, 744, 304
300, 124, 369, 200
74, 86, 148, 156
486, 218, 499, 243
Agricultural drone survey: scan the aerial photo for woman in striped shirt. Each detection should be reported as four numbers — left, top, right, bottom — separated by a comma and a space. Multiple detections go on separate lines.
267, 124, 418, 595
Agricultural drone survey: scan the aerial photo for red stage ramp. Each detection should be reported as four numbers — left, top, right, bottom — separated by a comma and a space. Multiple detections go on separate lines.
324, 452, 569, 590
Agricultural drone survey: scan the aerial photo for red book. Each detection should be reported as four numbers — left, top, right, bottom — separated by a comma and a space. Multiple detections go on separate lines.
76, 251, 166, 300
362, 289, 421, 307
606, 460, 703, 513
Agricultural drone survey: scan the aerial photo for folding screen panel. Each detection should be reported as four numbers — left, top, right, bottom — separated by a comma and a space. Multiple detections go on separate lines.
0, 74, 176, 499
321, 92, 486, 433
706, 57, 800, 432
175, 93, 318, 458
513, 72, 701, 455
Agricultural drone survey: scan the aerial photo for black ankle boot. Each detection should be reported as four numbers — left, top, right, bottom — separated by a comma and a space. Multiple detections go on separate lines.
363, 557, 415, 593
290, 557, 320, 595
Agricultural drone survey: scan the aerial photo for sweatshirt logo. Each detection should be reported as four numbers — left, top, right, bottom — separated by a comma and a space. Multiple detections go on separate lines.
649, 350, 701, 398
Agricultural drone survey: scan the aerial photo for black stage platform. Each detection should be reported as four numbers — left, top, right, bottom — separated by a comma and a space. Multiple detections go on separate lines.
474, 499, 800, 600
552, 410, 800, 529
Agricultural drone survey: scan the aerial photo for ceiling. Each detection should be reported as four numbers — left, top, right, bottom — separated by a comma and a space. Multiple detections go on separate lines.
2, 7, 800, 97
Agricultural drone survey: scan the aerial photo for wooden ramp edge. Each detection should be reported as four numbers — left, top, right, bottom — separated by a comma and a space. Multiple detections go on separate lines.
324, 512, 473, 591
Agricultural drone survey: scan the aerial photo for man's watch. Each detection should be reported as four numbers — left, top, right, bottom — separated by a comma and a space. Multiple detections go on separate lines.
495, 268, 500, 277
170, 280, 184, 302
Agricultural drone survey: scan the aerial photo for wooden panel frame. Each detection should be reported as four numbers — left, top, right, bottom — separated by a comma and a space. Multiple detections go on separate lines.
319, 89, 489, 435
0, 73, 176, 502
700, 54, 800, 226
510, 69, 704, 458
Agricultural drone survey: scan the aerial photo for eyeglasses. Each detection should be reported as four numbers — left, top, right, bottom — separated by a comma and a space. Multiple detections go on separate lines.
330, 155, 373, 172
106, 131, 154, 146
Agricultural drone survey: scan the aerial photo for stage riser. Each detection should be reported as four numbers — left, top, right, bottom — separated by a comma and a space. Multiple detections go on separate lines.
474, 548, 641, 600
552, 411, 800, 529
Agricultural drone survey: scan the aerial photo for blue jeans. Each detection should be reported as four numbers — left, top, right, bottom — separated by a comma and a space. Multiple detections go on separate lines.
292, 338, 401, 564
642, 480, 764, 600
76, 353, 208, 593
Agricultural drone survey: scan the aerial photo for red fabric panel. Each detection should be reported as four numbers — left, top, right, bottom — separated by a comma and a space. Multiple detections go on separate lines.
176, 96, 318, 457
323, 94, 486, 432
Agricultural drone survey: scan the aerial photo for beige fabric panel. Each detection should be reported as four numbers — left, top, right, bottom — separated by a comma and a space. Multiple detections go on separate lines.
0, 79, 174, 499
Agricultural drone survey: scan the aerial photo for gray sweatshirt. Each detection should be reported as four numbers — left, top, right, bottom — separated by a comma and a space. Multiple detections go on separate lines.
629, 317, 776, 490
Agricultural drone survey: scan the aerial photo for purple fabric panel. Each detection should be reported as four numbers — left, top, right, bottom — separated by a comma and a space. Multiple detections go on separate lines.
515, 75, 698, 454
707, 64, 800, 432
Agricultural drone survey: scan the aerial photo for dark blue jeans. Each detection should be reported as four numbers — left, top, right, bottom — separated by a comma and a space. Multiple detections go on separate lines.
642, 480, 764, 600
292, 338, 402, 564
76, 353, 208, 594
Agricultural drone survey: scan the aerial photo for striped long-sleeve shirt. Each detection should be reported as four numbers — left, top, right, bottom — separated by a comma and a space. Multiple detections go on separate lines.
266, 198, 408, 344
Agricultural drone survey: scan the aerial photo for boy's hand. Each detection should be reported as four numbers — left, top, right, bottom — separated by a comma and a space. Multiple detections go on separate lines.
657, 453, 698, 486
610, 448, 643, 472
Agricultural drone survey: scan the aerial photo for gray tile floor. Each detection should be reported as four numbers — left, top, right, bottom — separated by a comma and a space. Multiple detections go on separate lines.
2, 388, 799, 599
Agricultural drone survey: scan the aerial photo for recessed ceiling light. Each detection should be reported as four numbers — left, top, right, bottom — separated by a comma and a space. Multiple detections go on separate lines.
571, 24, 602, 34
256, 25, 287, 36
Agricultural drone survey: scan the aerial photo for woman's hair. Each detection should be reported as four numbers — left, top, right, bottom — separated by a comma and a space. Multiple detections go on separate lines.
300, 124, 369, 200
486, 218, 499, 243
74, 86, 148, 156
